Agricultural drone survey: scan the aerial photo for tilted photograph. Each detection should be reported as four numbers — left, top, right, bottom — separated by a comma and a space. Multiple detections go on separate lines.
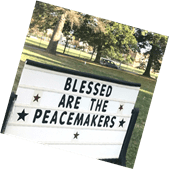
1, 1, 168, 168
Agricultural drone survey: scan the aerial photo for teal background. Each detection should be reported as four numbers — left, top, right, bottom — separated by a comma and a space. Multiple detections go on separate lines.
0, 0, 169, 169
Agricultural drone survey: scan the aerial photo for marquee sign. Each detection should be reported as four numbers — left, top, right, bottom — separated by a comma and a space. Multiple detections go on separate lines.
1, 60, 141, 166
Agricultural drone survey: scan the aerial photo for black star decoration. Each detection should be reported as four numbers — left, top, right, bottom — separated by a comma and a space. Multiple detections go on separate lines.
17, 109, 28, 121
74, 132, 79, 139
33, 94, 41, 102
119, 105, 123, 111
119, 119, 126, 127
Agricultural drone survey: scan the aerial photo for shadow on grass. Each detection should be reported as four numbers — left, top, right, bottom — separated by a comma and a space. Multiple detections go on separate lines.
24, 42, 46, 51
26, 38, 92, 60
24, 44, 130, 78
22, 52, 73, 70
25, 43, 91, 62
23, 47, 128, 85
26, 38, 47, 46
65, 49, 93, 60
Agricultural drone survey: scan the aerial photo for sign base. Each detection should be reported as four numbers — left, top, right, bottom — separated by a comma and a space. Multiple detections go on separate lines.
100, 108, 139, 166
1, 92, 17, 134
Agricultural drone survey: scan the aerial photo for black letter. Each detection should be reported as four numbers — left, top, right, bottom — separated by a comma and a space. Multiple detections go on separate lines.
33, 109, 42, 123
97, 115, 104, 127
60, 111, 67, 125
64, 77, 72, 91
106, 86, 112, 97
83, 114, 90, 126
100, 84, 106, 96
50, 111, 58, 124
42, 110, 51, 123
72, 79, 78, 92
110, 116, 116, 128
58, 94, 66, 108
67, 112, 74, 125
90, 114, 98, 126
74, 113, 84, 125
79, 80, 87, 93
93, 83, 100, 95
103, 116, 110, 127
74, 97, 81, 109
86, 82, 93, 94
90, 98, 96, 111
102, 100, 109, 112
95, 99, 103, 111
66, 95, 74, 108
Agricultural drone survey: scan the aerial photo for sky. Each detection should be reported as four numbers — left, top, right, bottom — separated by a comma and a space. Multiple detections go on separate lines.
140, 45, 152, 54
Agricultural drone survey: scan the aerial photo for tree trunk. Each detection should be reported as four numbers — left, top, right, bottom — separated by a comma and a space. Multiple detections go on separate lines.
63, 38, 68, 54
90, 45, 96, 61
143, 54, 153, 77
94, 45, 102, 63
47, 13, 67, 54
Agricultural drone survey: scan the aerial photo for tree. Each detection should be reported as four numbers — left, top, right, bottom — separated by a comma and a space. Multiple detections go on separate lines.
134, 29, 168, 77
62, 21, 73, 54
74, 15, 109, 62
30, 1, 59, 32
46, 9, 81, 54
74, 17, 138, 63
101, 23, 138, 65
30, 1, 81, 54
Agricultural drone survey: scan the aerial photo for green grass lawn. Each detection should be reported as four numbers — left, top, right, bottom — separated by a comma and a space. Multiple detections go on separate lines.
25, 37, 95, 60
13, 40, 157, 168
25, 37, 158, 79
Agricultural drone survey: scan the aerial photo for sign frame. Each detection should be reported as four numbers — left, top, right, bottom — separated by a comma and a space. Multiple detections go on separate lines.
1, 59, 141, 166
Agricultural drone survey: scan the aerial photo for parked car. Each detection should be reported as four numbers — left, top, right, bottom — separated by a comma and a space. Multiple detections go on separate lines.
100, 58, 119, 69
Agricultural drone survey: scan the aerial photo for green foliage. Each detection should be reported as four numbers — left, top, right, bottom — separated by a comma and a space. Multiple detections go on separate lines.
103, 23, 137, 62
62, 20, 72, 36
135, 28, 168, 76
30, 2, 138, 63
30, 1, 60, 31
74, 15, 138, 63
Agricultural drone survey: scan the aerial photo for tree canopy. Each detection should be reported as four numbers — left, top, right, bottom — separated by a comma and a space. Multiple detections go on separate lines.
134, 28, 168, 77
29, 1, 168, 78
30, 1, 59, 31
74, 16, 138, 63
30, 1, 82, 54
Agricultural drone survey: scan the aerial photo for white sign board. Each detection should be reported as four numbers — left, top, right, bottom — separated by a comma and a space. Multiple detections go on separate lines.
4, 60, 140, 159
